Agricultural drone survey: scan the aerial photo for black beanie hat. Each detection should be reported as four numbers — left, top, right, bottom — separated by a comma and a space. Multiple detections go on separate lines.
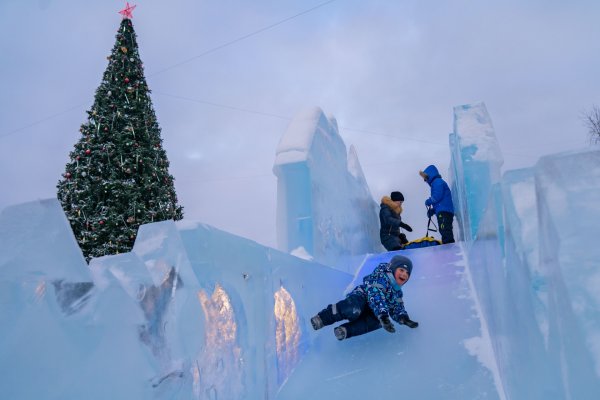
390, 191, 404, 202
390, 255, 413, 276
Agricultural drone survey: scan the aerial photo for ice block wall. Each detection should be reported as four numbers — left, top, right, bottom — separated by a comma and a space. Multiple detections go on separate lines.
450, 101, 600, 398
534, 149, 600, 397
449, 102, 504, 244
0, 198, 353, 399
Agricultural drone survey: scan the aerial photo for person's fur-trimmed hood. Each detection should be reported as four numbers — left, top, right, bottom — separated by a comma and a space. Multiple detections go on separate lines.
381, 196, 402, 215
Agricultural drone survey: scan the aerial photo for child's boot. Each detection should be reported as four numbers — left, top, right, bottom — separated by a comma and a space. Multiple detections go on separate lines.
310, 315, 324, 330
334, 326, 347, 341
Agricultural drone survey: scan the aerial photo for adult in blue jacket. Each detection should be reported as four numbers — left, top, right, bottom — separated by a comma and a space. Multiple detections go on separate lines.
310, 255, 419, 340
420, 164, 455, 244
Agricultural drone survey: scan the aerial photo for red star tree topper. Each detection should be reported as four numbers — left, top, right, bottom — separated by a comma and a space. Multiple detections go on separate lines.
119, 2, 136, 19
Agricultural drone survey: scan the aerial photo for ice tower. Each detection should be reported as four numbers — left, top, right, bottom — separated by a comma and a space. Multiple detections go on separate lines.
450, 102, 504, 244
273, 107, 382, 269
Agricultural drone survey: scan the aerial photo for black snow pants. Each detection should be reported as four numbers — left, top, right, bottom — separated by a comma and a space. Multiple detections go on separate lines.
316, 293, 382, 339
437, 211, 455, 244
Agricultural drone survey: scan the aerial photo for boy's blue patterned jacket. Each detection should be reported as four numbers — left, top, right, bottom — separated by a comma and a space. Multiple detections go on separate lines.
349, 262, 408, 322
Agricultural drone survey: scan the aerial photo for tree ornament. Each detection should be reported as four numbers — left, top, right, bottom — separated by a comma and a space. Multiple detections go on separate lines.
82, 172, 87, 177
121, 46, 128, 54
124, 77, 130, 83
85, 149, 91, 155
65, 172, 72, 179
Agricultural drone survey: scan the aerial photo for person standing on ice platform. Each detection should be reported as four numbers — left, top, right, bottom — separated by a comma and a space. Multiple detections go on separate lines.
310, 255, 419, 341
379, 191, 413, 251
420, 164, 456, 244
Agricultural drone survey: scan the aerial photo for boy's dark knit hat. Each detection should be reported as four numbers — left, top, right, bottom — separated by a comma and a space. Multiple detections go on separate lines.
390, 255, 413, 276
390, 191, 404, 202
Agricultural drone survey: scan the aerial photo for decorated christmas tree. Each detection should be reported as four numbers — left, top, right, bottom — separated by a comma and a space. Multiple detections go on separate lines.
57, 4, 183, 261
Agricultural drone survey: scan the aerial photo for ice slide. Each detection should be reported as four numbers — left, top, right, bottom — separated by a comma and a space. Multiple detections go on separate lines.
277, 244, 503, 400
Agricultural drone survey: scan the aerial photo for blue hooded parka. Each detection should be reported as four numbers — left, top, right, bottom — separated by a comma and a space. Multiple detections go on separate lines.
423, 165, 454, 214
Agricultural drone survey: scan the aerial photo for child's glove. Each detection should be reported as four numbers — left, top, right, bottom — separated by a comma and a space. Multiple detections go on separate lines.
399, 315, 419, 329
378, 314, 396, 333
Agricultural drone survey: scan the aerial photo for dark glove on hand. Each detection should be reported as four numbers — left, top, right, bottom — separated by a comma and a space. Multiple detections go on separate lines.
379, 314, 396, 333
427, 208, 435, 219
399, 315, 419, 329
398, 233, 409, 245
403, 224, 413, 232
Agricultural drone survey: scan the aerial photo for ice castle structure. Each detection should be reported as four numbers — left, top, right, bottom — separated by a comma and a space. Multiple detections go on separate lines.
273, 107, 383, 270
1, 103, 600, 399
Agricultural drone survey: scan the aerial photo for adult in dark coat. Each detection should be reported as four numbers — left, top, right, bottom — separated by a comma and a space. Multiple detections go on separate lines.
379, 191, 413, 251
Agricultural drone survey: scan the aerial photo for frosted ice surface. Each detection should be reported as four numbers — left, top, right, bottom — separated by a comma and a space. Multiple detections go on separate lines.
453, 102, 503, 163
535, 149, 600, 390
177, 221, 354, 398
0, 198, 89, 281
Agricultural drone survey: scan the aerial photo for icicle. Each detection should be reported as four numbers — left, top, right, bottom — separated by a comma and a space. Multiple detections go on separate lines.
125, 93, 130, 104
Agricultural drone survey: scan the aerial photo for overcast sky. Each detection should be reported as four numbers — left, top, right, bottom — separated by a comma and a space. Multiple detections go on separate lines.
1, 0, 598, 248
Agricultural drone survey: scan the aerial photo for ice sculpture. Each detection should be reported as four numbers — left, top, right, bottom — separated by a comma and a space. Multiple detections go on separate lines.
273, 107, 383, 270
2, 102, 600, 399
450, 102, 503, 243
